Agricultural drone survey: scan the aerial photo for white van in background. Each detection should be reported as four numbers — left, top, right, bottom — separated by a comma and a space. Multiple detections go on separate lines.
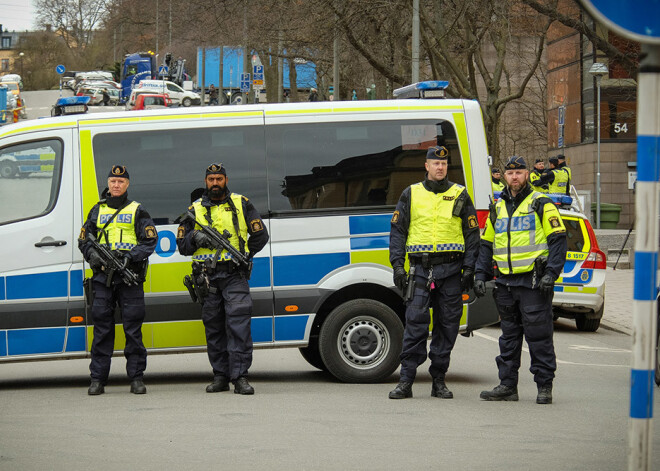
137, 79, 201, 107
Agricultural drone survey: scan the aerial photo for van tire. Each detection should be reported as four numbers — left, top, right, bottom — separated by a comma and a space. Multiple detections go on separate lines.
318, 299, 403, 383
0, 161, 17, 178
575, 307, 602, 332
231, 93, 243, 105
299, 343, 327, 371
182, 97, 192, 107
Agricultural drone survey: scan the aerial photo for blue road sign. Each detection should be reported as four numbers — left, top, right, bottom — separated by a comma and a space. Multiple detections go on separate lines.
580, 0, 660, 44
158, 66, 168, 77
558, 105, 565, 126
240, 73, 251, 92
253, 65, 264, 75
56, 64, 66, 75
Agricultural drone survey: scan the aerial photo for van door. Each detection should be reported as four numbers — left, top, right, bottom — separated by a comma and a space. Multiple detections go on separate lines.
0, 131, 75, 358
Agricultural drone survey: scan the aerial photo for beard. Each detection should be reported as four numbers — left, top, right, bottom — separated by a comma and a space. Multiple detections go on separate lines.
208, 185, 226, 199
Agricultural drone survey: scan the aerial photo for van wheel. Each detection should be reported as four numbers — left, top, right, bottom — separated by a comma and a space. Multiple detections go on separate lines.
299, 342, 327, 371
231, 93, 243, 105
575, 306, 602, 332
318, 299, 403, 383
182, 97, 192, 107
0, 161, 17, 178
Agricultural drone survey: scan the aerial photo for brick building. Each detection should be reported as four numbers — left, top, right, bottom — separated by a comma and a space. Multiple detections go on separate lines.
546, 2, 638, 228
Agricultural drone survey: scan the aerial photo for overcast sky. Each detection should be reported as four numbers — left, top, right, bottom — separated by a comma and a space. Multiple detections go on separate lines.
1, 0, 37, 32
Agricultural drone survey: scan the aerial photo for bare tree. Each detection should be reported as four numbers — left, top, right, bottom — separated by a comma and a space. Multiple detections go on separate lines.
35, 0, 109, 55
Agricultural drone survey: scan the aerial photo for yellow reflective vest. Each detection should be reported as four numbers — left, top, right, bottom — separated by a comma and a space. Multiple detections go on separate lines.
406, 182, 465, 254
547, 168, 570, 195
482, 191, 566, 275
492, 179, 505, 193
192, 194, 248, 262
97, 201, 140, 251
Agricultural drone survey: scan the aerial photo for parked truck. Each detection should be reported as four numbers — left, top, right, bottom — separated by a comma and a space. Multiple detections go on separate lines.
120, 52, 189, 103
197, 46, 317, 104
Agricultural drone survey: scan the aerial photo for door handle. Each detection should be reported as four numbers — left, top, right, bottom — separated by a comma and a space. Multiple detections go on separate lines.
34, 240, 67, 248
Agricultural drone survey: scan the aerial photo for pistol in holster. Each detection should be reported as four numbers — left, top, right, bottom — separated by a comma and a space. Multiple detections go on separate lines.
183, 262, 212, 305
83, 277, 94, 308
403, 264, 416, 303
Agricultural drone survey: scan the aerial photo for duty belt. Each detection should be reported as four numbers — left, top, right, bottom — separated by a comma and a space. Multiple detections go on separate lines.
196, 259, 236, 274
410, 252, 462, 268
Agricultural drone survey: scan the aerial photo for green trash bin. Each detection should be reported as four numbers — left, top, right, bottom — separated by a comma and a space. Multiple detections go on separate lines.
591, 203, 622, 229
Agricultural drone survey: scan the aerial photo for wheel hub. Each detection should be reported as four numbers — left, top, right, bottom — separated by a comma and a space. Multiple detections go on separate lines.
338, 316, 388, 368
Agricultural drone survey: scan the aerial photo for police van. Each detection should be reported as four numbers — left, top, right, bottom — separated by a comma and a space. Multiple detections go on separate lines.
0, 82, 499, 383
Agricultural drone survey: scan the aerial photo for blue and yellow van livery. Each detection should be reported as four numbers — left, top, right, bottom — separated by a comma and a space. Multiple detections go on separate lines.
0, 83, 500, 382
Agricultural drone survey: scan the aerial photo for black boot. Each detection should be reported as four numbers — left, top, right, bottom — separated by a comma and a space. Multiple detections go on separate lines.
130, 379, 147, 394
480, 384, 519, 401
431, 378, 453, 399
536, 384, 553, 404
206, 376, 230, 393
388, 381, 413, 399
233, 377, 255, 395
88, 380, 105, 396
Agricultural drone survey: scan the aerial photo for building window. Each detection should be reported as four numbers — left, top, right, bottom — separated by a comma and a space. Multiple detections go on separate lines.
1, 59, 9, 71
1, 37, 11, 49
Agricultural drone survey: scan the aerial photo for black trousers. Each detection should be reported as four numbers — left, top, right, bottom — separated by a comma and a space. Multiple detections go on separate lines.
201, 274, 253, 381
89, 281, 147, 382
399, 270, 463, 383
494, 285, 556, 387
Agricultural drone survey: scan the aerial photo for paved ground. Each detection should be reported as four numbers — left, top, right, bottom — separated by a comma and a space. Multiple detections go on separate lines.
601, 266, 634, 335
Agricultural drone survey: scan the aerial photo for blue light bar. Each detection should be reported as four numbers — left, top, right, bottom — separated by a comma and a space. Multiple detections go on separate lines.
393, 81, 450, 99
55, 96, 91, 106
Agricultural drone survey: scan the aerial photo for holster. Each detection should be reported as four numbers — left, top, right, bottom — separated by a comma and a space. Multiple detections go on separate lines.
532, 255, 548, 288
83, 277, 94, 308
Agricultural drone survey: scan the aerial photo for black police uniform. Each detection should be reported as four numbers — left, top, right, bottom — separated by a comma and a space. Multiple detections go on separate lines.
475, 156, 567, 404
389, 147, 480, 398
78, 168, 157, 394
176, 167, 268, 394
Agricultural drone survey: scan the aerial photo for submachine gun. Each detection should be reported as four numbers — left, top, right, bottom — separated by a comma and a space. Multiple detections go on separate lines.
179, 211, 253, 304
86, 233, 140, 287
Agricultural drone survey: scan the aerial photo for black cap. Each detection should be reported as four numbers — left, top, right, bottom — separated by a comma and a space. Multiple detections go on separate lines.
426, 146, 449, 160
206, 163, 227, 176
535, 158, 543, 163
504, 156, 527, 170
557, 154, 566, 161
491, 167, 501, 174
549, 156, 559, 165
108, 165, 129, 179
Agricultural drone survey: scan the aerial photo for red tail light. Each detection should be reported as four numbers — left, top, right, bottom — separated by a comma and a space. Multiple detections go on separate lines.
582, 249, 607, 269
582, 219, 607, 269
476, 209, 489, 229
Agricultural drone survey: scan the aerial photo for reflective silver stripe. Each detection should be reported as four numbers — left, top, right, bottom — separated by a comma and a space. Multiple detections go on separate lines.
492, 243, 548, 256
510, 257, 539, 268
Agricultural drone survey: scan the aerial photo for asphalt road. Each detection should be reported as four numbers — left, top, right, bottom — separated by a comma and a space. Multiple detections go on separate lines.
1, 321, 657, 470
21, 89, 124, 120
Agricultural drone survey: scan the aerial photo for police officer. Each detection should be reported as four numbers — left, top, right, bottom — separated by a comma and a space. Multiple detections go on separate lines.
78, 165, 158, 395
540, 156, 571, 196
557, 154, 572, 189
474, 156, 567, 404
491, 167, 505, 194
389, 146, 480, 399
529, 158, 549, 192
176, 163, 268, 395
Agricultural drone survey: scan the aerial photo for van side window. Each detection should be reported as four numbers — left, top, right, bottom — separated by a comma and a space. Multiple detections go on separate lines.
92, 127, 267, 224
0, 139, 63, 225
265, 119, 464, 213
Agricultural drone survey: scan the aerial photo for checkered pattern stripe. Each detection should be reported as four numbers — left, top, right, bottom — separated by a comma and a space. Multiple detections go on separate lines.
406, 244, 434, 253
192, 253, 233, 261
436, 244, 464, 251
114, 242, 136, 250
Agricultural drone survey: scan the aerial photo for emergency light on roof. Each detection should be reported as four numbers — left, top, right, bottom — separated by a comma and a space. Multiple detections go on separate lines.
53, 95, 90, 115
393, 81, 450, 99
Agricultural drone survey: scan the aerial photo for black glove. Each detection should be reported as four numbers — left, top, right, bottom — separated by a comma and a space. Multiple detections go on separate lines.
87, 249, 104, 270
393, 266, 407, 292
539, 274, 555, 295
193, 230, 215, 250
460, 267, 474, 292
474, 279, 487, 298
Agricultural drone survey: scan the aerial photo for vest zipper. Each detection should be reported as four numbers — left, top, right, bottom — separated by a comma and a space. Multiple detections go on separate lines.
506, 211, 513, 273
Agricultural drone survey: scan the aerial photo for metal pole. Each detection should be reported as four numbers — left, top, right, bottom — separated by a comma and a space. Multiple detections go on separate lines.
278, 30, 283, 103
629, 43, 659, 471
156, 0, 159, 57
412, 0, 420, 83
596, 75, 602, 229
333, 10, 340, 100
